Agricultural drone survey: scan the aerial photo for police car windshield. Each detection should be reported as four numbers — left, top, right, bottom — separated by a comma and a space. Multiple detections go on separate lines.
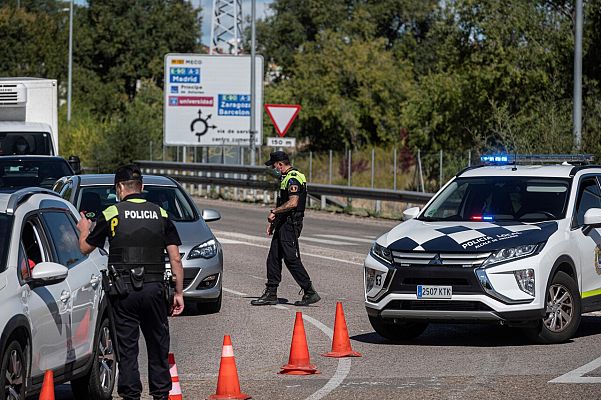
78, 185, 197, 222
420, 177, 570, 222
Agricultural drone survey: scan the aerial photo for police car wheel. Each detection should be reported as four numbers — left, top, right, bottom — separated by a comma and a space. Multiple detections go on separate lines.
0, 340, 26, 400
71, 317, 116, 400
527, 271, 581, 344
368, 316, 428, 342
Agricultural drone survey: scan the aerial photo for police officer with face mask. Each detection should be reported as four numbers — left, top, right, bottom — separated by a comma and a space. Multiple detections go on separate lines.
77, 165, 184, 400
251, 151, 320, 306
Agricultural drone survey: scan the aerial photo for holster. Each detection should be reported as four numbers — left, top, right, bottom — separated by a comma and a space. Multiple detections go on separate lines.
129, 267, 145, 291
108, 265, 129, 298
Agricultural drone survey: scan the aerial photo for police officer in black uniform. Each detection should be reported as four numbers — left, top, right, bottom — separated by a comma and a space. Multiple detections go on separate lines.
251, 151, 321, 306
77, 165, 184, 400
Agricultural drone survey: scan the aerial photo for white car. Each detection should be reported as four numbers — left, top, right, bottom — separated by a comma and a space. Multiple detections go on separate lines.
0, 188, 115, 399
365, 154, 601, 343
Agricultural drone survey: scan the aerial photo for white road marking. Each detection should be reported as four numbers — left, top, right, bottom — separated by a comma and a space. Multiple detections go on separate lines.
222, 290, 352, 399
218, 238, 244, 244
550, 355, 601, 383
222, 288, 248, 297
300, 237, 355, 246
314, 234, 375, 244
216, 231, 363, 266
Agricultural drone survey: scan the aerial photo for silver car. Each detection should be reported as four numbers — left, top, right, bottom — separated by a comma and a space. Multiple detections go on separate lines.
53, 174, 223, 313
0, 187, 115, 399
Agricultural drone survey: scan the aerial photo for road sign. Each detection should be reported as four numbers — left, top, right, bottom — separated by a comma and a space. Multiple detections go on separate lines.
264, 104, 301, 137
267, 137, 296, 148
164, 54, 263, 146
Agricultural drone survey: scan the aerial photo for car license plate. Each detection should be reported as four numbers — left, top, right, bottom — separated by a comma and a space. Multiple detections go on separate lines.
417, 285, 452, 299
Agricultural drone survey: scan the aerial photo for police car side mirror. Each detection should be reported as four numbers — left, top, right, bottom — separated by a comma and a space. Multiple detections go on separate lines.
583, 208, 601, 231
402, 207, 420, 221
202, 208, 221, 222
29, 262, 68, 287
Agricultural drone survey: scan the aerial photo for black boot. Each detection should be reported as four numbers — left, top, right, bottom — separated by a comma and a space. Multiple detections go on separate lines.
294, 285, 321, 306
251, 287, 278, 306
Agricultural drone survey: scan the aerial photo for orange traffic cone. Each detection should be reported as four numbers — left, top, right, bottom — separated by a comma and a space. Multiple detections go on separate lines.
39, 370, 54, 400
279, 312, 319, 375
168, 353, 183, 400
323, 302, 362, 358
209, 335, 251, 400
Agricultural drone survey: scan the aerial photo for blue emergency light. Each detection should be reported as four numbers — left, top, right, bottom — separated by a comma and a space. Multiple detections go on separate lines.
480, 153, 594, 165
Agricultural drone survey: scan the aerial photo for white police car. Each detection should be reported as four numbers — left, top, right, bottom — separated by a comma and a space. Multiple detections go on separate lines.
365, 154, 601, 343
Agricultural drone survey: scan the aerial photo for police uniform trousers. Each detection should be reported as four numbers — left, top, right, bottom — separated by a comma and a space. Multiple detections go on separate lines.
113, 281, 171, 400
266, 218, 312, 290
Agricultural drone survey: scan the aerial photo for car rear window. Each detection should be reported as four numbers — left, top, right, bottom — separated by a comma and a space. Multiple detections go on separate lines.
0, 159, 72, 189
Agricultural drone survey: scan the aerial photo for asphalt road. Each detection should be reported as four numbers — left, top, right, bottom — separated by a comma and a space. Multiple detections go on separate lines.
51, 198, 601, 399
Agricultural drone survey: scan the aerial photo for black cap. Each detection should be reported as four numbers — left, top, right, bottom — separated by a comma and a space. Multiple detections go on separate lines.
264, 151, 289, 166
114, 164, 143, 185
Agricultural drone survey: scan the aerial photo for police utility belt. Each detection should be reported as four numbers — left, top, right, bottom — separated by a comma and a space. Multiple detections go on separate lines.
102, 247, 166, 297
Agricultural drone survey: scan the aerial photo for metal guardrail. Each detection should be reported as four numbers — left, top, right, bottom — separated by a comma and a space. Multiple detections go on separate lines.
136, 160, 434, 204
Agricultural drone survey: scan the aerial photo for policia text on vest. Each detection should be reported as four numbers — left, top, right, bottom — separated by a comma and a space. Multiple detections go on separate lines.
77, 165, 184, 400
251, 151, 321, 307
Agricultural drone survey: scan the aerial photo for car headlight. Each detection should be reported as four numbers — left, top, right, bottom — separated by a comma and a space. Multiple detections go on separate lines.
188, 239, 218, 259
514, 269, 535, 296
370, 242, 393, 265
481, 243, 540, 267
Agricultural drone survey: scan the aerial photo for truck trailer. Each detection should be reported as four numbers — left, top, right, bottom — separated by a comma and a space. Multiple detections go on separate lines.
0, 77, 59, 156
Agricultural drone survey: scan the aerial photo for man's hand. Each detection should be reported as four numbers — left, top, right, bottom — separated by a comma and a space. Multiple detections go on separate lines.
171, 293, 184, 316
76, 212, 92, 234
77, 212, 96, 255
267, 223, 274, 236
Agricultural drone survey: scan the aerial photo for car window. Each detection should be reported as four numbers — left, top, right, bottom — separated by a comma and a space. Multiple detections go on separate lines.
77, 185, 197, 222
41, 211, 85, 268
573, 178, 601, 228
60, 179, 73, 200
421, 177, 570, 222
0, 159, 72, 189
21, 218, 47, 269
77, 186, 118, 220
18, 242, 31, 282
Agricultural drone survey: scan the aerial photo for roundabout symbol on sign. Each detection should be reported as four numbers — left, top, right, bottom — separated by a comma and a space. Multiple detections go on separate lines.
190, 109, 217, 142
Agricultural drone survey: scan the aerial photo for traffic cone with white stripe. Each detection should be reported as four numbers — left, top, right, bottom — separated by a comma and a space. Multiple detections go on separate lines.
39, 370, 54, 400
168, 353, 183, 400
209, 335, 251, 400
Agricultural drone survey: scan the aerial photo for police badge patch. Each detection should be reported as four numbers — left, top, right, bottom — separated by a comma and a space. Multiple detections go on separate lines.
595, 245, 601, 275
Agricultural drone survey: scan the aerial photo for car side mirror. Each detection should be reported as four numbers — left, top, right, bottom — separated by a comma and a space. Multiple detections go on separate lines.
202, 208, 221, 222
402, 207, 420, 221
583, 208, 601, 234
68, 155, 81, 175
29, 262, 68, 286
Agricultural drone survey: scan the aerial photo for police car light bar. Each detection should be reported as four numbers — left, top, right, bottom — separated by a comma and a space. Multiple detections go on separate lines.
480, 153, 594, 165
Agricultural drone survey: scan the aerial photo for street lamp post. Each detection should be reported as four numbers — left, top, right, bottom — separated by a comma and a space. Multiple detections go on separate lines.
67, 0, 73, 122
573, 0, 583, 151
249, 0, 256, 165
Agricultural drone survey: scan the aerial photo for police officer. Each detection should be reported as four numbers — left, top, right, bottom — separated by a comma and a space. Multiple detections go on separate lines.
251, 151, 321, 306
77, 165, 184, 400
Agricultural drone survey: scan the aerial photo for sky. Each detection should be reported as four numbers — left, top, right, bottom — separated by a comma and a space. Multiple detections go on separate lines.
192, 0, 274, 46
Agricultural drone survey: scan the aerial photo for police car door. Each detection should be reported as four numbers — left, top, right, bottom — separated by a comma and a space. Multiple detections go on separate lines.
570, 174, 601, 311
18, 217, 71, 376
39, 210, 100, 360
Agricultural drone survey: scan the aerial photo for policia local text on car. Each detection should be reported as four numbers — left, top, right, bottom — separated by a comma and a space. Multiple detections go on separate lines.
77, 165, 184, 400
